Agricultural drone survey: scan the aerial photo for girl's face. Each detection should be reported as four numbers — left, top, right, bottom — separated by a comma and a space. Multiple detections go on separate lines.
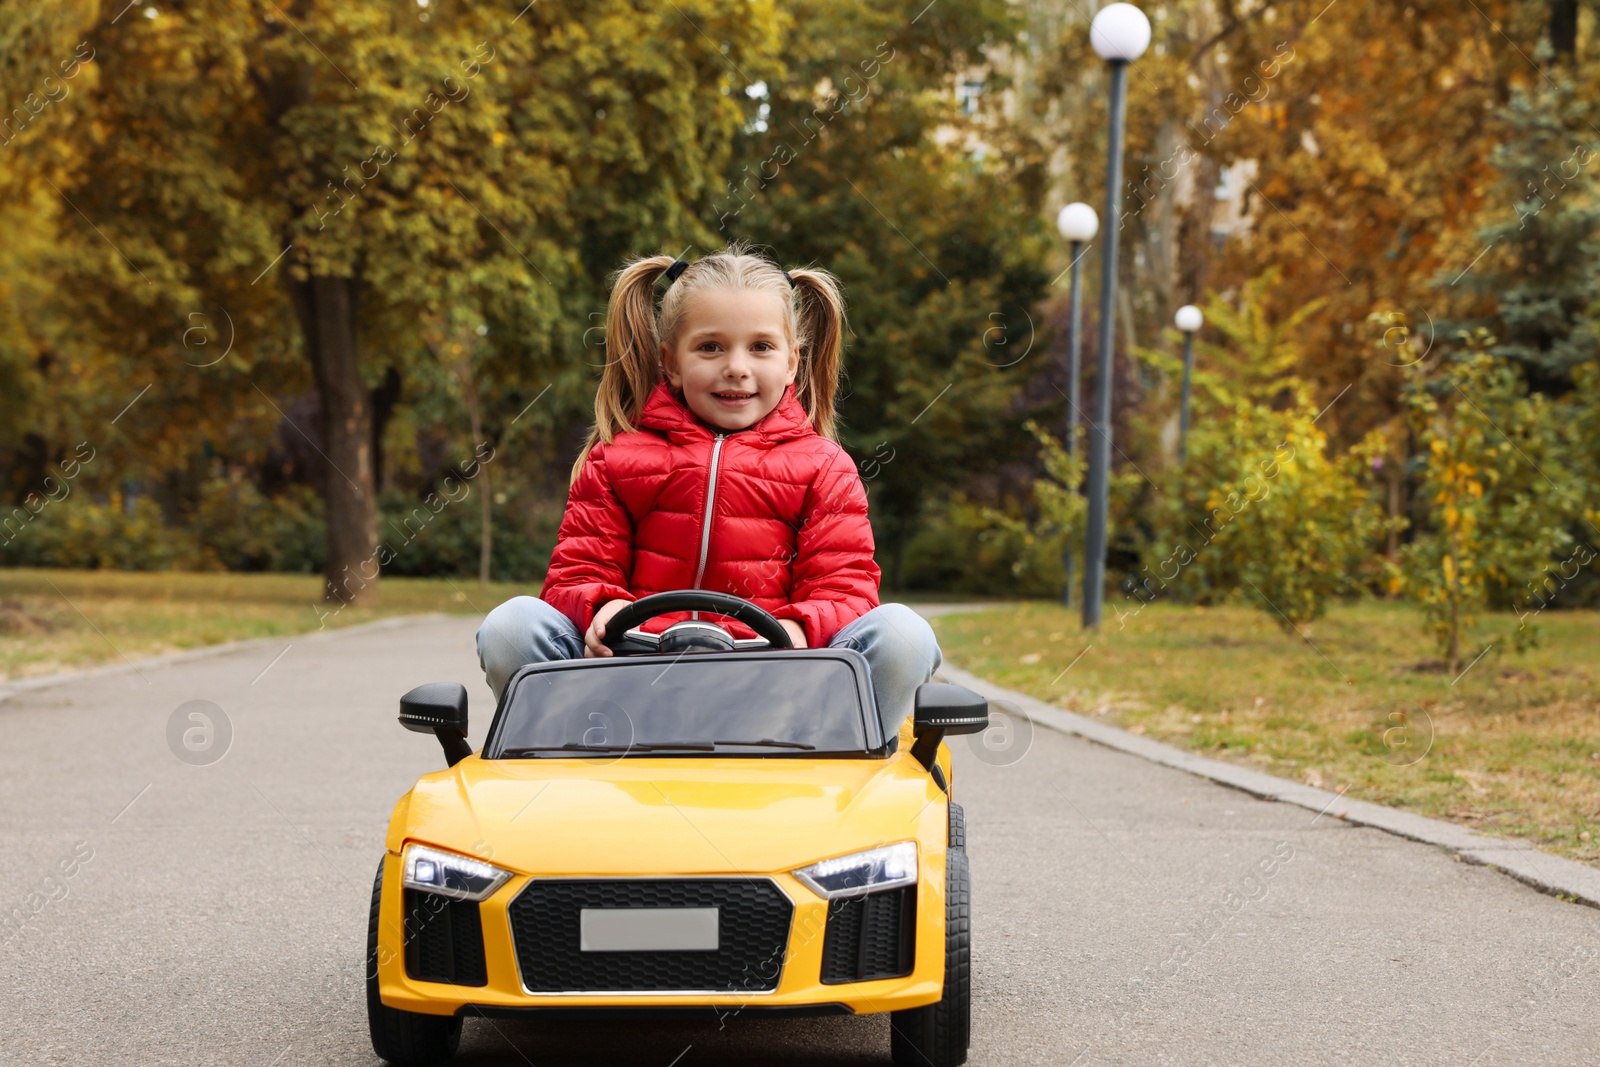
661, 287, 799, 432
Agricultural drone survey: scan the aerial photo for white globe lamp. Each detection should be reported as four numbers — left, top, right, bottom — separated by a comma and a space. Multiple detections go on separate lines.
1056, 202, 1100, 243
1090, 3, 1152, 63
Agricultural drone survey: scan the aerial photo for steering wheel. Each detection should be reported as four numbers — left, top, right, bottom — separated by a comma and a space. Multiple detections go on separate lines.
600, 590, 794, 655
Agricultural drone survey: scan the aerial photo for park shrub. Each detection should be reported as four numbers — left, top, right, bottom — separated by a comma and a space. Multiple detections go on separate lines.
1138, 391, 1389, 631
1129, 278, 1391, 628
0, 493, 199, 571
971, 420, 1089, 595
193, 471, 326, 573
1401, 340, 1591, 669
1219, 405, 1391, 630
902, 418, 1149, 601
376, 485, 551, 584
900, 495, 1057, 598
0, 470, 556, 583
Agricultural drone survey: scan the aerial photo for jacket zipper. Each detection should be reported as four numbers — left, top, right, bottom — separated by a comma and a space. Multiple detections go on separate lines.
690, 433, 727, 618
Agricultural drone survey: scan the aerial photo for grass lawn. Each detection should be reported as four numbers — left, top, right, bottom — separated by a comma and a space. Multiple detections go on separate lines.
0, 568, 535, 682
931, 600, 1600, 867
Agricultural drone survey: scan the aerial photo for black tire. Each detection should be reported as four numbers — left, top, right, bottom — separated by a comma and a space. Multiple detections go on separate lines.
367, 858, 463, 1067
948, 802, 965, 851
890, 843, 970, 1067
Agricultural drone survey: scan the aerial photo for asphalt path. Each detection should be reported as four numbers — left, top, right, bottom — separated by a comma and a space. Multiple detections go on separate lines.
2, 613, 1597, 1066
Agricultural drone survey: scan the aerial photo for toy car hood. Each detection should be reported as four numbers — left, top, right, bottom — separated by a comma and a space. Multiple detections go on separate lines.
385, 748, 947, 876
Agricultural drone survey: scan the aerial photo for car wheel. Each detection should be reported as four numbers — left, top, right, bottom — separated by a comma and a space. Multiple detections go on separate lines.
948, 802, 965, 851
367, 857, 463, 1067
889, 842, 970, 1067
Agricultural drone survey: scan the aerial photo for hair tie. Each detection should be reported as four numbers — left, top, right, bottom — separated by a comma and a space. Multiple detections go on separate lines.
663, 258, 796, 290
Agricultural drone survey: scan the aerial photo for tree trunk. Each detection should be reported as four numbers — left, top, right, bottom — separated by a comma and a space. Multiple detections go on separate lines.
1446, 597, 1460, 675
370, 365, 403, 493
891, 520, 907, 594
291, 274, 379, 606
1385, 462, 1402, 571
1446, 537, 1461, 676
1550, 0, 1578, 61
478, 462, 493, 585
462, 376, 492, 585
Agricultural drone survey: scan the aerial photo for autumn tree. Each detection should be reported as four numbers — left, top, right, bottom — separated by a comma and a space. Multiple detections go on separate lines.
716, 0, 1054, 587
1444, 75, 1600, 394
19, 0, 782, 603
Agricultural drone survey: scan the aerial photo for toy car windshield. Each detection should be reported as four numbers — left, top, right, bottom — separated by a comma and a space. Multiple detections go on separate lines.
485, 651, 881, 758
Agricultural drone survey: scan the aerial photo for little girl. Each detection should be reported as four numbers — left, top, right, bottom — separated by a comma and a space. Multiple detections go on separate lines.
476, 242, 942, 739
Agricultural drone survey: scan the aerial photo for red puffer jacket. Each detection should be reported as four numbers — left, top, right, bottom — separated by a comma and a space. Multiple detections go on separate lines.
540, 380, 881, 646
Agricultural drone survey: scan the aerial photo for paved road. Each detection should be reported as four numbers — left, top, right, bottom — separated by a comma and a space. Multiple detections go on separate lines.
2, 614, 1596, 1066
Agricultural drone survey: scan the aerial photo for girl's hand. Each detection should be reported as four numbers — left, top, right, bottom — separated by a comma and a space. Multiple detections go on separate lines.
585, 598, 634, 658
779, 619, 808, 649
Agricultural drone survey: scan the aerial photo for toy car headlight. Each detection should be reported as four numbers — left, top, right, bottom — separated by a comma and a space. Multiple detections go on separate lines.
402, 844, 512, 902
794, 842, 918, 899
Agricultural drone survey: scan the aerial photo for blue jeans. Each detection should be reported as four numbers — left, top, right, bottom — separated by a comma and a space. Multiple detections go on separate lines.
475, 597, 943, 740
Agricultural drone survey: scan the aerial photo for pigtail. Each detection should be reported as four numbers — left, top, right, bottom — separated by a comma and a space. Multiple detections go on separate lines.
569, 254, 677, 484
787, 266, 847, 442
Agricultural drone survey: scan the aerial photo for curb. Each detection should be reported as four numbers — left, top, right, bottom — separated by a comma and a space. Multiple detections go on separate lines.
935, 660, 1600, 910
0, 612, 454, 706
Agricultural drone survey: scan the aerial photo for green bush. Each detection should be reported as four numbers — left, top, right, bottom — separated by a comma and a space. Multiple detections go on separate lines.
899, 420, 1091, 599
1139, 392, 1392, 630
0, 493, 199, 570
900, 494, 1060, 598
194, 472, 326, 573
1402, 341, 1590, 668
0, 470, 554, 582
1222, 406, 1391, 629
377, 484, 551, 583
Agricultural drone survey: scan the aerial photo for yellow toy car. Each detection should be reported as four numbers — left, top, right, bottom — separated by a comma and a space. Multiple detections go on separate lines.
367, 590, 987, 1067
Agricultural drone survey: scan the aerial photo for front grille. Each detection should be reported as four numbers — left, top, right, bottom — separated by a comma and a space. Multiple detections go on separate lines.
403, 889, 487, 986
508, 879, 793, 993
819, 886, 915, 984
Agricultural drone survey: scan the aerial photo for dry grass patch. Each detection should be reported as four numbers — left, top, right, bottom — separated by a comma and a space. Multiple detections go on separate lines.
0, 568, 534, 683
932, 600, 1600, 866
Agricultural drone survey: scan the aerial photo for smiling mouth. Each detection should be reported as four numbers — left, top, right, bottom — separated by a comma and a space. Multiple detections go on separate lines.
712, 391, 756, 401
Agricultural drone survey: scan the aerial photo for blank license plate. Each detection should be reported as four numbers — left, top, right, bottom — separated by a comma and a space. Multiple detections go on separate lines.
579, 907, 720, 952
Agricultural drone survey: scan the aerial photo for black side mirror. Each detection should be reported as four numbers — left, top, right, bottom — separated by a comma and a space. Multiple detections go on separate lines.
909, 682, 989, 770
400, 682, 473, 767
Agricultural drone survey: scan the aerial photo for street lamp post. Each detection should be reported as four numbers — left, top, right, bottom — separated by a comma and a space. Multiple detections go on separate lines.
1056, 202, 1099, 608
1175, 304, 1203, 465
1082, 2, 1151, 630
